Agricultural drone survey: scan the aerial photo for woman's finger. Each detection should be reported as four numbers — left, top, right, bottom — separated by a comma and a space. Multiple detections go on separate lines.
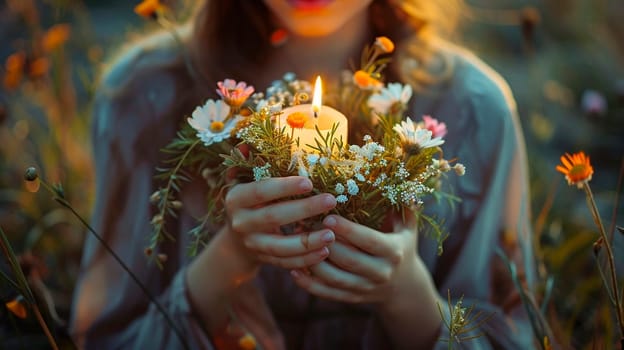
308, 260, 376, 293
323, 215, 400, 258
290, 269, 366, 304
244, 229, 335, 257
225, 176, 313, 210
326, 242, 392, 284
256, 247, 330, 269
231, 193, 336, 233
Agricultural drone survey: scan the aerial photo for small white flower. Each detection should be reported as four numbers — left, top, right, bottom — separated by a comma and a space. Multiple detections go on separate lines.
307, 154, 320, 166
393, 117, 444, 149
336, 194, 348, 203
335, 183, 345, 194
188, 99, 237, 146
253, 164, 272, 181
367, 83, 413, 115
454, 163, 466, 176
346, 179, 359, 195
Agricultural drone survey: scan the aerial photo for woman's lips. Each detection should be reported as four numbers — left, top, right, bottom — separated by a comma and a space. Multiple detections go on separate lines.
286, 0, 335, 10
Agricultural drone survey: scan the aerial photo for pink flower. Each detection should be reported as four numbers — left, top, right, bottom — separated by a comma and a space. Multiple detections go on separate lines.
216, 79, 255, 108
422, 115, 447, 138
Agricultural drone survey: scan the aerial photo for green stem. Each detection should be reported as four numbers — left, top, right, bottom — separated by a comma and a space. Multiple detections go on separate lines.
32, 304, 59, 350
583, 181, 624, 339
0, 227, 59, 350
39, 181, 191, 350
152, 139, 201, 249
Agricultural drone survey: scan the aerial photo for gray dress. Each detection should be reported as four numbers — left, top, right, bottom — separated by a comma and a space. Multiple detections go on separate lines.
69, 38, 535, 349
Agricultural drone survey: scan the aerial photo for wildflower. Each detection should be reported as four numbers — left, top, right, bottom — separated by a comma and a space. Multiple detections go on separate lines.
24, 167, 39, 181
24, 167, 40, 193
422, 115, 447, 138
393, 117, 444, 150
149, 190, 161, 203
253, 164, 272, 181
270, 28, 289, 47
151, 214, 164, 226
286, 112, 308, 129
238, 333, 257, 350
134, 0, 167, 19
453, 163, 466, 176
188, 99, 238, 146
580, 89, 607, 117
3, 51, 25, 90
374, 36, 395, 53
5, 295, 27, 319
353, 70, 383, 90
346, 179, 359, 195
556, 151, 593, 188
216, 79, 255, 108
336, 194, 348, 203
42, 24, 70, 53
307, 154, 320, 166
28, 57, 49, 78
335, 183, 345, 194
367, 83, 413, 115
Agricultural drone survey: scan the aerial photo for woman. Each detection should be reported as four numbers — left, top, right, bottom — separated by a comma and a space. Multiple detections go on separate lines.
70, 0, 535, 349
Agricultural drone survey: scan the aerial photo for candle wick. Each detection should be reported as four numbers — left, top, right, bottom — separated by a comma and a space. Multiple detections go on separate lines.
313, 111, 318, 119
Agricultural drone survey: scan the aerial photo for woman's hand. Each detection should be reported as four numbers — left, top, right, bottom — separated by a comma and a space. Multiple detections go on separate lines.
186, 176, 337, 331
289, 214, 426, 306
223, 176, 337, 271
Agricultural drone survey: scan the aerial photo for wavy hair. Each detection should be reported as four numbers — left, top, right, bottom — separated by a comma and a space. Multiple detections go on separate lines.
186, 0, 466, 91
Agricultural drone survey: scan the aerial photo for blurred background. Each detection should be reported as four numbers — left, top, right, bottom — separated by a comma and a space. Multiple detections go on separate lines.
0, 0, 623, 348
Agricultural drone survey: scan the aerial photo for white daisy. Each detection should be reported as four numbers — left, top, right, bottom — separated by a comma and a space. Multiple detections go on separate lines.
187, 99, 237, 146
393, 117, 444, 149
367, 83, 413, 115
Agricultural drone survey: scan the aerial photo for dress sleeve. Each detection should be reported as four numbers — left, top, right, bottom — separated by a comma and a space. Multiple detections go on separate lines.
419, 57, 536, 349
69, 47, 217, 349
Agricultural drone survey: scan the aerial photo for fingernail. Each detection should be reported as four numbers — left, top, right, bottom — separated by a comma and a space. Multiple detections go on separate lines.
323, 194, 336, 208
299, 179, 313, 191
317, 247, 329, 257
324, 216, 337, 228
290, 270, 301, 278
321, 231, 335, 243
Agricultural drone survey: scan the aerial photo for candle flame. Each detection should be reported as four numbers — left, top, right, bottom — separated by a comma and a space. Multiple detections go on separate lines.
312, 75, 322, 117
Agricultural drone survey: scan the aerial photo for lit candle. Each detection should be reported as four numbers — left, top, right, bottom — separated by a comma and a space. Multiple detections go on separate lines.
279, 76, 348, 153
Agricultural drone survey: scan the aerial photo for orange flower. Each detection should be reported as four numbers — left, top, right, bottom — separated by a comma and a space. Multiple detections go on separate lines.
134, 0, 166, 19
6, 296, 27, 319
286, 112, 308, 129
353, 70, 383, 90
270, 28, 289, 47
3, 51, 25, 90
374, 36, 394, 53
556, 151, 593, 187
28, 57, 49, 78
238, 333, 257, 350
42, 23, 71, 53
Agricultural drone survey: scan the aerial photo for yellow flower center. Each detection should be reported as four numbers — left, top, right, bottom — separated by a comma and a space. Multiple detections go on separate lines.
210, 121, 225, 132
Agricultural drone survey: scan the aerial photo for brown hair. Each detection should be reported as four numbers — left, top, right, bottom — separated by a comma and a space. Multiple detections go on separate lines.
186, 0, 466, 91
98, 0, 466, 127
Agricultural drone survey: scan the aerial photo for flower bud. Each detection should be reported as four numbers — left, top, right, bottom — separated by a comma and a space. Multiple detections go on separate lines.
24, 167, 38, 181
592, 237, 603, 256
454, 163, 466, 176
149, 190, 161, 203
